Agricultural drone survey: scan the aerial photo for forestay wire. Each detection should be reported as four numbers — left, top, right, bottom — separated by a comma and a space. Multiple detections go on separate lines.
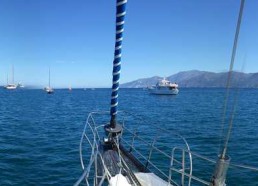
220, 0, 245, 159
110, 0, 128, 128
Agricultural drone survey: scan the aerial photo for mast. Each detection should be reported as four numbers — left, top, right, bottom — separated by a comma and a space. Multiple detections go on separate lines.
12, 65, 14, 84
49, 67, 51, 88
7, 73, 9, 84
107, 0, 127, 133
210, 0, 245, 185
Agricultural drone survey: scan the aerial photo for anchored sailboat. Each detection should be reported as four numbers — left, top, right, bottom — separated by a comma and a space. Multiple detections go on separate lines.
44, 67, 54, 94
75, 0, 258, 186
68, 86, 72, 91
5, 66, 17, 90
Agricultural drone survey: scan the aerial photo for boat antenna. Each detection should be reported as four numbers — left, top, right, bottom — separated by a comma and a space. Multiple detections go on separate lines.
106, 0, 127, 134
211, 0, 245, 185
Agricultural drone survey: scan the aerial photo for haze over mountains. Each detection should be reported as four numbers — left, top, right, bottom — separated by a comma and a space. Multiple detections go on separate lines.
121, 70, 258, 88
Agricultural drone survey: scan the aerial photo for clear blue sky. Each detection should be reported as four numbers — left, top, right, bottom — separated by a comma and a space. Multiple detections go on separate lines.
0, 0, 257, 88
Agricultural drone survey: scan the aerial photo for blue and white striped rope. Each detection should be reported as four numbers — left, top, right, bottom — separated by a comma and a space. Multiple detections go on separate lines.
110, 0, 127, 117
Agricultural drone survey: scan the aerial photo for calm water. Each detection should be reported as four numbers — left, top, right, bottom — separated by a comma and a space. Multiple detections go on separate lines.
0, 88, 258, 185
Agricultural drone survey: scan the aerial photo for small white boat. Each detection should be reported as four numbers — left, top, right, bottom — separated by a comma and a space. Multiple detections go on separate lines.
44, 86, 54, 94
5, 84, 17, 90
17, 83, 25, 88
148, 78, 179, 95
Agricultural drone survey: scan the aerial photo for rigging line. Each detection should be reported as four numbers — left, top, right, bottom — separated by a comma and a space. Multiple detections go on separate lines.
114, 139, 142, 186
221, 55, 246, 158
223, 56, 246, 156
220, 0, 245, 158
218, 0, 245, 156
222, 89, 239, 159
229, 162, 258, 172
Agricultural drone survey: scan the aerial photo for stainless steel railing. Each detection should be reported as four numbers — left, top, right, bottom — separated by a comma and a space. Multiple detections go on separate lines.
75, 111, 258, 186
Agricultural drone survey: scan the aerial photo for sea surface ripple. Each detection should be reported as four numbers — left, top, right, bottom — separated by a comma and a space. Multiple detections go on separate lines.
0, 88, 257, 185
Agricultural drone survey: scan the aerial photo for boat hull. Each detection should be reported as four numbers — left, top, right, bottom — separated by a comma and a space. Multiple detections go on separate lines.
5, 84, 17, 90
149, 88, 179, 95
45, 87, 54, 94
46, 89, 54, 94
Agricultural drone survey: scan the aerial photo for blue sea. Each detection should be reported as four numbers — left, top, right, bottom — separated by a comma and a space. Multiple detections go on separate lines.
0, 88, 258, 185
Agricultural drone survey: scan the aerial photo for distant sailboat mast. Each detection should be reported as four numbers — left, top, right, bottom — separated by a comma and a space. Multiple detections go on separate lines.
49, 67, 51, 88
12, 65, 14, 85
5, 66, 17, 90
45, 67, 54, 94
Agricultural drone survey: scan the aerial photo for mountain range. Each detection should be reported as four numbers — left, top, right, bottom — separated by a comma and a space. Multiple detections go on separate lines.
121, 70, 258, 88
